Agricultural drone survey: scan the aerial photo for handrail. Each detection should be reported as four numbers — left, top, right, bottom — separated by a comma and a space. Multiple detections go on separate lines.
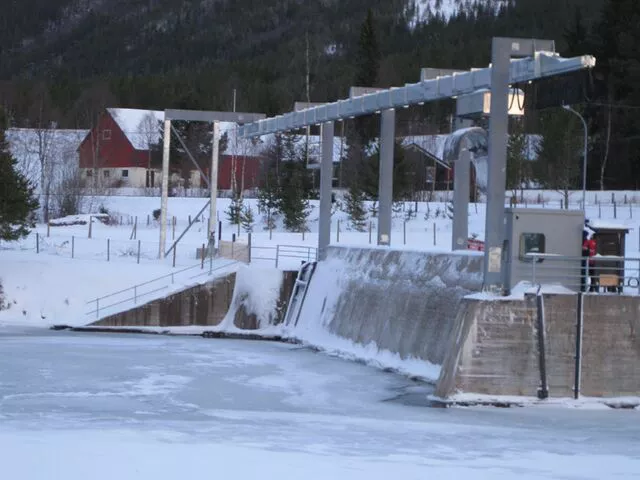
88, 262, 204, 304
86, 258, 239, 319
250, 244, 318, 267
525, 253, 640, 294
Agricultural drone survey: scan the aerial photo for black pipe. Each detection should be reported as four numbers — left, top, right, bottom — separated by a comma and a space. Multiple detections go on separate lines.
574, 292, 584, 399
536, 289, 549, 399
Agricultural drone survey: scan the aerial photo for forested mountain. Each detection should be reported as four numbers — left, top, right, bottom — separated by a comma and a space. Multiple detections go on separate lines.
3, 0, 640, 189
0, 0, 603, 118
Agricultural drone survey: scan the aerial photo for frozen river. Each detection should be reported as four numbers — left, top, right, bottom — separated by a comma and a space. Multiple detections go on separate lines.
1, 326, 639, 479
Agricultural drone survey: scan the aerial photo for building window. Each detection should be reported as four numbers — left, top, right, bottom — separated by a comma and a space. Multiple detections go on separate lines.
519, 233, 546, 262
86, 170, 93, 177
102, 129, 111, 140
122, 169, 129, 178
103, 170, 110, 178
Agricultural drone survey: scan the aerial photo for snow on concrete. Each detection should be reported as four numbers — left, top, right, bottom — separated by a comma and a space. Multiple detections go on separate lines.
432, 391, 640, 410
217, 265, 284, 330
466, 281, 577, 301
283, 253, 444, 382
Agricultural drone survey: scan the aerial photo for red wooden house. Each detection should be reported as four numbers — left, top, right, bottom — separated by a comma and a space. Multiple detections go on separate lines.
78, 108, 263, 191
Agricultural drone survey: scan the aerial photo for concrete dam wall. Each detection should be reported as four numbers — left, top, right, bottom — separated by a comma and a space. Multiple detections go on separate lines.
288, 246, 484, 378
435, 293, 640, 399
91, 267, 297, 330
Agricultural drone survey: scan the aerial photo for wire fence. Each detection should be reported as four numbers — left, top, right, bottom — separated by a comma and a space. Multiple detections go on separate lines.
0, 231, 219, 268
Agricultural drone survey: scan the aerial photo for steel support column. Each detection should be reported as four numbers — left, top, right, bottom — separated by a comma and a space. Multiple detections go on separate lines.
483, 38, 512, 290
378, 109, 395, 246
318, 121, 334, 260
159, 119, 171, 258
452, 149, 471, 250
209, 121, 220, 249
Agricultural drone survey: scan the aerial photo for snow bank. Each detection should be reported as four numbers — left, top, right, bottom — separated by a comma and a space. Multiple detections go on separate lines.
0, 250, 237, 328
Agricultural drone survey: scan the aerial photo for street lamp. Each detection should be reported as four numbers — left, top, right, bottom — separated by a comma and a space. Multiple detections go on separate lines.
562, 104, 588, 211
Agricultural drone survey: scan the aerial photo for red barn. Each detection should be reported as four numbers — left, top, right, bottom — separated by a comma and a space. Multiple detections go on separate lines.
78, 108, 263, 191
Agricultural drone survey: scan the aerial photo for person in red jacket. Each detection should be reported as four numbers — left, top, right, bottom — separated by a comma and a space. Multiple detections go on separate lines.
581, 230, 598, 292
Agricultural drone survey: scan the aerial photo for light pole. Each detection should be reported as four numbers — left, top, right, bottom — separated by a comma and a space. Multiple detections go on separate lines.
562, 104, 588, 211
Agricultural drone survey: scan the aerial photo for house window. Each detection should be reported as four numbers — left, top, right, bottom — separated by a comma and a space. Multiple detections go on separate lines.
102, 129, 111, 140
122, 169, 129, 178
519, 233, 546, 263
103, 170, 111, 178
86, 170, 93, 177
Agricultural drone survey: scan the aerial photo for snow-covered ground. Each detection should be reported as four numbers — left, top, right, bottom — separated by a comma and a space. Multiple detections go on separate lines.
1, 192, 639, 329
1, 328, 639, 480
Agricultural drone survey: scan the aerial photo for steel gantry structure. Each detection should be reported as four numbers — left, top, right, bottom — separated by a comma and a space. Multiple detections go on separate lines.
236, 37, 595, 291
158, 109, 265, 258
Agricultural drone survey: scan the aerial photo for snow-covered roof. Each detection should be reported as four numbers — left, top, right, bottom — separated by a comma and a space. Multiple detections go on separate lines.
401, 135, 449, 160
5, 128, 89, 192
402, 132, 541, 163
107, 108, 264, 157
107, 108, 164, 151
586, 220, 631, 232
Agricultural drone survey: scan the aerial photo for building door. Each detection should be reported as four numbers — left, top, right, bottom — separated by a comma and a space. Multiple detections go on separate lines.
146, 170, 156, 188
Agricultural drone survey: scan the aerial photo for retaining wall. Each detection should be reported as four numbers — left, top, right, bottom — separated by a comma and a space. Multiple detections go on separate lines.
435, 293, 640, 398
292, 246, 484, 367
91, 269, 297, 329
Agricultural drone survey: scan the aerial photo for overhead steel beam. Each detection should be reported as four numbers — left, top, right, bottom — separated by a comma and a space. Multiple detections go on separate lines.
165, 109, 265, 123
238, 52, 595, 138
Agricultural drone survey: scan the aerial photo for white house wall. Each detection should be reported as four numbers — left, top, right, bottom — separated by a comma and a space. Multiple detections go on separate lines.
81, 167, 161, 188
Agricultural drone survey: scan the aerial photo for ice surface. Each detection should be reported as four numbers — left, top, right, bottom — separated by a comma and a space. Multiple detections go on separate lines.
0, 328, 639, 480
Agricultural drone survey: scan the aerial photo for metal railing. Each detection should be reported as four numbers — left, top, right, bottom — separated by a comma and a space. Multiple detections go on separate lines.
85, 258, 239, 319
251, 244, 318, 268
525, 253, 640, 294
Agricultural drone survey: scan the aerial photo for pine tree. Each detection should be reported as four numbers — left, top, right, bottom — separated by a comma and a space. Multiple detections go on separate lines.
279, 162, 310, 232
257, 169, 280, 229
344, 183, 367, 231
362, 141, 413, 201
351, 9, 381, 153
592, 0, 640, 189
240, 204, 255, 233
532, 108, 583, 208
354, 9, 380, 89
226, 195, 243, 224
506, 118, 529, 199
0, 109, 39, 241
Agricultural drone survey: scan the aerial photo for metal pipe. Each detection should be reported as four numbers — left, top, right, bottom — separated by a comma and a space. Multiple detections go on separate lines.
209, 121, 220, 247
574, 291, 584, 399
562, 104, 588, 211
536, 288, 549, 399
159, 119, 171, 258
318, 121, 334, 260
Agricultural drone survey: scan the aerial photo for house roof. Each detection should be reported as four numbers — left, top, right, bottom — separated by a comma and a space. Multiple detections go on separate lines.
401, 133, 541, 163
400, 134, 449, 161
107, 108, 164, 151
107, 107, 265, 157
